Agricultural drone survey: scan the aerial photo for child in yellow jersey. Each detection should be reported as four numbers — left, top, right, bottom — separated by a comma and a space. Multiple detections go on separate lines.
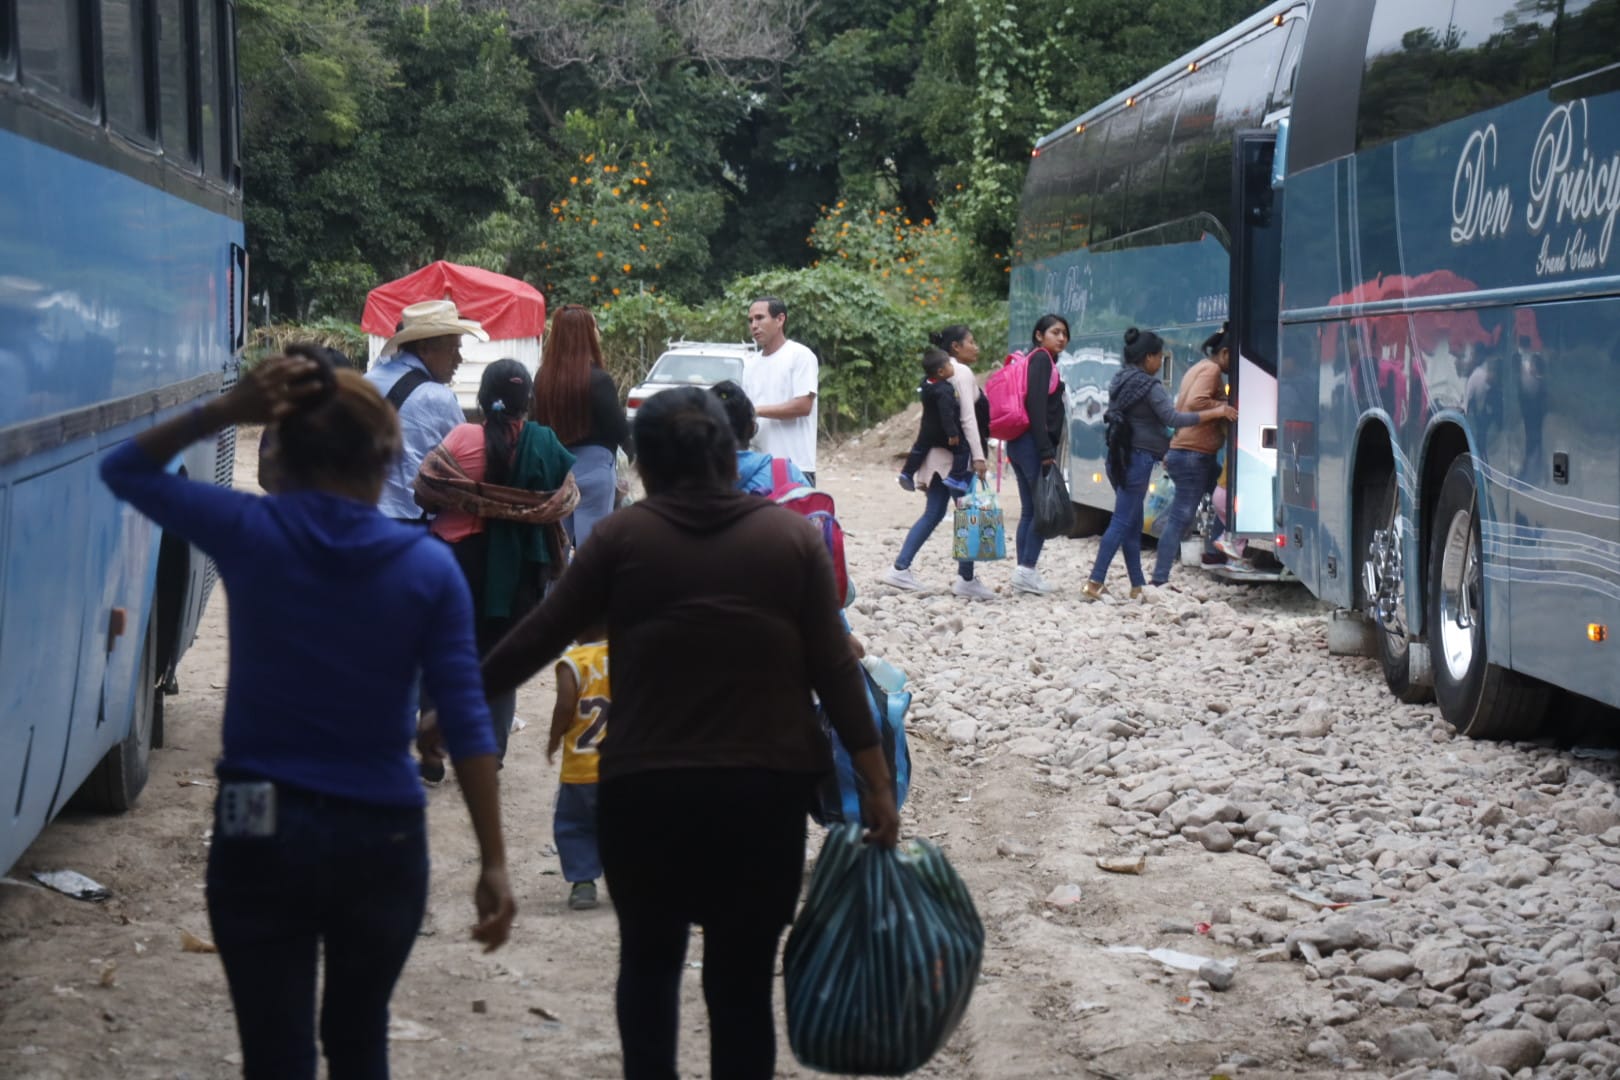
548, 627, 609, 911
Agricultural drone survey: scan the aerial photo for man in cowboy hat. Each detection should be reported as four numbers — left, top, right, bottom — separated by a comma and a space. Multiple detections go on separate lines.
366, 299, 489, 523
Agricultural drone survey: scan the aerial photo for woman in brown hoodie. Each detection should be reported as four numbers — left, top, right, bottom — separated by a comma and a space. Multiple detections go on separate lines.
476, 386, 899, 1080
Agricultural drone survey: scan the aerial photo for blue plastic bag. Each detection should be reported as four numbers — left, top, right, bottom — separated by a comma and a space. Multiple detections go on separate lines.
811, 657, 911, 827
952, 478, 1006, 561
784, 825, 985, 1075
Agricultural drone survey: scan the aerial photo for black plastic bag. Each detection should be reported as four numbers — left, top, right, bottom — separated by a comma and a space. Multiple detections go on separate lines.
784, 825, 984, 1076
1034, 464, 1075, 539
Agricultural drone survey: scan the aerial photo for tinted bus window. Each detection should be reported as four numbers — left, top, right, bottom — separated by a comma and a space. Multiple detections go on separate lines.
1201, 34, 1280, 231
1162, 54, 1227, 223
1, 0, 13, 76
1269, 19, 1305, 112
1061, 126, 1099, 249
157, 0, 194, 162
198, 0, 223, 176
1126, 82, 1183, 235
102, 0, 153, 138
1357, 0, 1456, 147
1555, 0, 1620, 82
1446, 1, 1555, 110
1090, 109, 1141, 245
18, 0, 90, 103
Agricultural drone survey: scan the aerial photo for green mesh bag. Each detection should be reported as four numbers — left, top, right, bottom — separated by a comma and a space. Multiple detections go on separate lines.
784, 824, 984, 1075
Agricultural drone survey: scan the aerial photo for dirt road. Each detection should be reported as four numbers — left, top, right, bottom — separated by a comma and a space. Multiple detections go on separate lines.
3, 414, 1615, 1079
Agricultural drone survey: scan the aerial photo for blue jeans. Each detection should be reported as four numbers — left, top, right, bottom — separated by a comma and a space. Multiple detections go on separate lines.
555, 781, 602, 882
1004, 431, 1045, 568
1152, 449, 1219, 584
1090, 449, 1157, 589
894, 479, 974, 581
567, 445, 617, 549
206, 778, 428, 1080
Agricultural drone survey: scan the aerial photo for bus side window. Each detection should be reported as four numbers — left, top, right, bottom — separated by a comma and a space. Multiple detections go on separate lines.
1357, 0, 1458, 149
17, 0, 93, 106
1554, 0, 1620, 83
1269, 19, 1305, 113
1062, 126, 1098, 251
1446, 2, 1556, 111
103, 0, 155, 140
156, 0, 195, 165
198, 0, 224, 178
1163, 54, 1226, 225
1, 0, 14, 79
223, 0, 240, 187
1127, 81, 1183, 236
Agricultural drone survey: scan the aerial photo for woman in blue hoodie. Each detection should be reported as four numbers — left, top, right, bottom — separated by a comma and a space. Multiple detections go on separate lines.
101, 353, 514, 1079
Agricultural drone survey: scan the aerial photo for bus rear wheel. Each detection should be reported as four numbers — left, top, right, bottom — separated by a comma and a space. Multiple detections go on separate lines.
1426, 457, 1547, 739
77, 611, 160, 812
1358, 473, 1433, 703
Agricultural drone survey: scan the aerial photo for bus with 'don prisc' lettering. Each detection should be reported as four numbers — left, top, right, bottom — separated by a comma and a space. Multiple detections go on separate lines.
0, 0, 247, 873
1009, 0, 1304, 580
1274, 0, 1620, 737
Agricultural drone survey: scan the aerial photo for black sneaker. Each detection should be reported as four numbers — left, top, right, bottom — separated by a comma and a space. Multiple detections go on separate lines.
419, 756, 446, 786
568, 881, 598, 910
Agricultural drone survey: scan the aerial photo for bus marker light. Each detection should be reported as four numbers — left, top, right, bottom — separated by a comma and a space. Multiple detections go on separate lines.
1276, 534, 1288, 548
1590, 624, 1608, 643
1092, 472, 1102, 483
1032, 148, 1041, 158
1126, 97, 1136, 107
1273, 14, 1284, 25
1187, 62, 1198, 72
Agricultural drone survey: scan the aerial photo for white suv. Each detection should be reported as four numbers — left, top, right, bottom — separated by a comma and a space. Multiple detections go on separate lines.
625, 341, 758, 422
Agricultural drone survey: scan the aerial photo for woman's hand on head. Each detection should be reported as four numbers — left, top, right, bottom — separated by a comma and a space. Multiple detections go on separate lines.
230, 355, 324, 423
472, 864, 516, 952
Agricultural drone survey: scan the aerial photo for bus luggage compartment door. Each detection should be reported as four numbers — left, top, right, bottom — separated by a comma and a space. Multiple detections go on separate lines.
1227, 130, 1281, 539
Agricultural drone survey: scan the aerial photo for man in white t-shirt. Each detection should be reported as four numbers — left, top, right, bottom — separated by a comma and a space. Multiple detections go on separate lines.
743, 296, 819, 484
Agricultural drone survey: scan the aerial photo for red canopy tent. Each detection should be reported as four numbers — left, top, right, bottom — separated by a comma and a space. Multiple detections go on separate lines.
361, 261, 546, 343
361, 262, 547, 410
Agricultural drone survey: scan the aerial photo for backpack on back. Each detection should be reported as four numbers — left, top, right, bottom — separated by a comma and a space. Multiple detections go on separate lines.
984, 348, 1061, 441
768, 458, 854, 608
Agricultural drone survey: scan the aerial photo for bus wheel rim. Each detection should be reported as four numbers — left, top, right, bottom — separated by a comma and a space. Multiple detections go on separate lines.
1437, 507, 1480, 682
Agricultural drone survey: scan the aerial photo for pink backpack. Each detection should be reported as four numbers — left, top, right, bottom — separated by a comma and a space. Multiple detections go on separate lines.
767, 458, 853, 607
984, 348, 1060, 440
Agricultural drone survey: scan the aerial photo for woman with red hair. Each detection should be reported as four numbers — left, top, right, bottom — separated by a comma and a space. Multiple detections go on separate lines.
533, 304, 629, 548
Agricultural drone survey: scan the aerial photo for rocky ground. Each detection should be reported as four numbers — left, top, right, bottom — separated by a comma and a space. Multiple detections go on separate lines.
1, 414, 1618, 1079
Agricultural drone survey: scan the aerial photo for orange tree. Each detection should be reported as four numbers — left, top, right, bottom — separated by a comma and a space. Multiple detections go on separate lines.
524, 110, 721, 311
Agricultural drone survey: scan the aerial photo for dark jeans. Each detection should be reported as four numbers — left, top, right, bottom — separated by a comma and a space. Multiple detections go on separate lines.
894, 478, 974, 581
1090, 449, 1157, 588
901, 440, 971, 488
600, 768, 815, 1080
1005, 431, 1045, 568
206, 777, 428, 1080
1152, 449, 1220, 584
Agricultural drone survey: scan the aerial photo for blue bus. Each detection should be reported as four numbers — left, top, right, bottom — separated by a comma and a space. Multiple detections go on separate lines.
1274, 0, 1619, 736
1, 0, 245, 872
1009, 1, 1304, 572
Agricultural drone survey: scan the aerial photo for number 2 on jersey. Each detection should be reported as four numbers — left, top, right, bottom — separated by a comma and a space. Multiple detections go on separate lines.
574, 696, 610, 753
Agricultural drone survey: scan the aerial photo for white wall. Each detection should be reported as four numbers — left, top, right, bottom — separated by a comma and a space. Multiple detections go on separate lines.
368, 334, 541, 413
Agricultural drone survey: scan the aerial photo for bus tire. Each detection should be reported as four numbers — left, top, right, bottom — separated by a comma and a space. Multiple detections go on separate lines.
1356, 473, 1433, 703
1069, 504, 1109, 538
1426, 457, 1548, 739
78, 611, 160, 812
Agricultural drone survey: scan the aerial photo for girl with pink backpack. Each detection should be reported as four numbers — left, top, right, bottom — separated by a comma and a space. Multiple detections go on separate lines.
982, 315, 1069, 594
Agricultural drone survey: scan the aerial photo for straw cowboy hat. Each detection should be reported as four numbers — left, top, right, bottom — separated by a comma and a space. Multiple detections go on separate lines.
380, 299, 490, 355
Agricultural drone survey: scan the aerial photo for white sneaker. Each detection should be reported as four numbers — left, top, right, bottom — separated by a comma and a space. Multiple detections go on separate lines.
1010, 566, 1052, 595
952, 577, 996, 601
883, 566, 926, 591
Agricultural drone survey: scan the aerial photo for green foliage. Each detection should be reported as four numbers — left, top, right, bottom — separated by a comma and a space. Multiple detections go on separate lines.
520, 110, 723, 309
245, 318, 368, 367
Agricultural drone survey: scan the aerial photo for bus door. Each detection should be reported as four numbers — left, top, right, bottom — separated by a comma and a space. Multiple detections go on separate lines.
1226, 130, 1281, 542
